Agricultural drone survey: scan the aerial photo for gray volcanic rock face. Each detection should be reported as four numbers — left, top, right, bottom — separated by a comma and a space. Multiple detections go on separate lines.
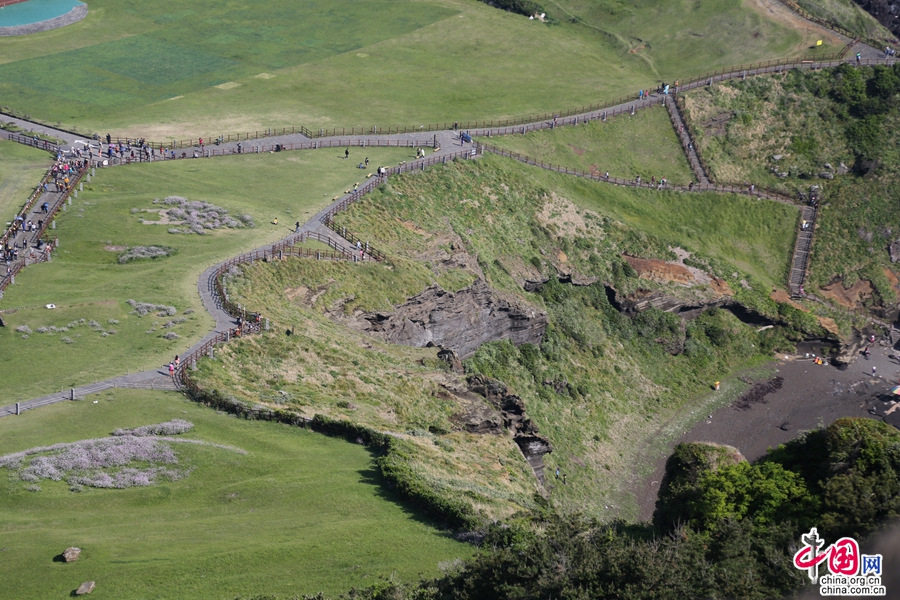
360, 279, 547, 358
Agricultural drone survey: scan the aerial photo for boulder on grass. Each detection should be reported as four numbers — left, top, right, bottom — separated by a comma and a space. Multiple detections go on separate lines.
63, 547, 81, 562
75, 581, 95, 595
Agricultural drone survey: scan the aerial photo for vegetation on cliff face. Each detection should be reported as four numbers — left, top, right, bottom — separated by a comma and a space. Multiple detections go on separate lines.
684, 65, 900, 306
192, 155, 812, 522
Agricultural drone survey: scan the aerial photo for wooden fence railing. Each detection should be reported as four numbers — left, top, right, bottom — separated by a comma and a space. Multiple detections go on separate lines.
4, 132, 60, 154
319, 146, 482, 260
0, 164, 84, 292
478, 143, 795, 202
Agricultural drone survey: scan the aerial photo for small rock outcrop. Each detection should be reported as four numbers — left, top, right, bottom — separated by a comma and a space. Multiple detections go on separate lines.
75, 581, 95, 595
832, 328, 875, 370
889, 240, 900, 263
437, 347, 464, 374
467, 375, 552, 483
359, 279, 547, 359
63, 547, 81, 563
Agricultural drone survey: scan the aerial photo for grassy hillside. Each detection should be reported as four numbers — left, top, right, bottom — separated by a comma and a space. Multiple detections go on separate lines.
0, 146, 416, 403
0, 139, 51, 224
0, 389, 469, 600
794, 0, 893, 41
478, 105, 694, 184
191, 155, 808, 520
0, 0, 828, 137
683, 65, 900, 303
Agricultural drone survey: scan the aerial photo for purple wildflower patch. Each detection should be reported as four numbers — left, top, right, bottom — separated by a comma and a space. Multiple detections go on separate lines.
0, 421, 244, 492
112, 419, 194, 437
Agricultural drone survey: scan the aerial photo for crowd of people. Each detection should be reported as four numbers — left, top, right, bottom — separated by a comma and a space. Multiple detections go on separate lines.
1, 155, 82, 286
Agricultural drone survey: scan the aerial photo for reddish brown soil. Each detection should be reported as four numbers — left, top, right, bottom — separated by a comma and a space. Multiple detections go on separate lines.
820, 278, 874, 309
624, 255, 696, 286
770, 288, 804, 309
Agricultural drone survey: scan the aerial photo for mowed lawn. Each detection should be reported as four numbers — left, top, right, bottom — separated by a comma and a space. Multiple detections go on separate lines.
479, 105, 694, 184
0, 139, 52, 225
0, 389, 470, 599
0, 146, 416, 403
0, 0, 825, 138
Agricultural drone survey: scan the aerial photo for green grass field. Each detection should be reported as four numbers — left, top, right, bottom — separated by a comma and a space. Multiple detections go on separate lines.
479, 105, 694, 184
0, 0, 829, 138
0, 139, 52, 225
0, 146, 416, 403
0, 389, 470, 599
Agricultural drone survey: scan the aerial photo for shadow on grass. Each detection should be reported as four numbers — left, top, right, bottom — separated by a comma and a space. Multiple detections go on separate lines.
356, 462, 459, 537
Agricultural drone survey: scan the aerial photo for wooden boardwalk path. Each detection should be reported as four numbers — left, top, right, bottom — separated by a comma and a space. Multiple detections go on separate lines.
1, 43, 894, 416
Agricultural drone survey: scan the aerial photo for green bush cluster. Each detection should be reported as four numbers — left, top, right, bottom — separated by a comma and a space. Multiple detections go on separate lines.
480, 0, 545, 18
656, 418, 900, 540
318, 418, 898, 600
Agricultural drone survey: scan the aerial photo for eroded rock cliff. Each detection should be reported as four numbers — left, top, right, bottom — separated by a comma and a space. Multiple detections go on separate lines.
358, 279, 547, 359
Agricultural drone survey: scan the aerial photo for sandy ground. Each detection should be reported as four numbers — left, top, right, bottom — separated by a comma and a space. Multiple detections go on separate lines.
636, 339, 900, 521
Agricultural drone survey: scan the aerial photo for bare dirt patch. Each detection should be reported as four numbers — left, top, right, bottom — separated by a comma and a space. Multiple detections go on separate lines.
104, 245, 125, 252
537, 194, 588, 238
883, 268, 900, 295
139, 209, 183, 226
820, 278, 874, 309
818, 316, 840, 335
669, 247, 712, 285
709, 277, 733, 296
770, 287, 805, 310
624, 255, 697, 286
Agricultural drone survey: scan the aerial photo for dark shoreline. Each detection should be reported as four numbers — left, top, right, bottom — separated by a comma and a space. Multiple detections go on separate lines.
636, 342, 900, 521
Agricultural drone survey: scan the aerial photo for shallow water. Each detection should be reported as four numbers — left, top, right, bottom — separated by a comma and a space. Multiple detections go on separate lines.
0, 0, 83, 27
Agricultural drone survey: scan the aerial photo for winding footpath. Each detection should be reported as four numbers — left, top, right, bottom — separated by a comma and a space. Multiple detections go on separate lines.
1, 41, 896, 417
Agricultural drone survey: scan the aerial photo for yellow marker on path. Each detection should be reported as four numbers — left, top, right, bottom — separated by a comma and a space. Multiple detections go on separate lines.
816, 40, 823, 46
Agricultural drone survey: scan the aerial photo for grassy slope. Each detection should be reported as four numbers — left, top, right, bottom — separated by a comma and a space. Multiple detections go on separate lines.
478, 105, 694, 184
794, 0, 893, 41
0, 139, 52, 224
0, 0, 823, 137
682, 67, 900, 301
190, 267, 541, 521
192, 155, 800, 518
0, 389, 470, 600
0, 146, 416, 403
550, 172, 798, 289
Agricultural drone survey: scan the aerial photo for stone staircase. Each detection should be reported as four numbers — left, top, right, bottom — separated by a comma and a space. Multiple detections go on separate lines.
789, 205, 818, 297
